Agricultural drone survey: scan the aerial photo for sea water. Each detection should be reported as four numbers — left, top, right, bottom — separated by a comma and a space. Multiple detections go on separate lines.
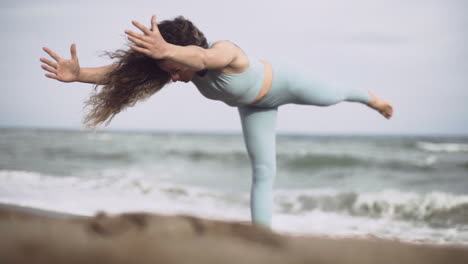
1, 128, 467, 244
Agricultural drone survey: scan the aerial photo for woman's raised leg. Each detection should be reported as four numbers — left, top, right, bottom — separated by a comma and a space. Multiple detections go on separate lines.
268, 62, 393, 118
289, 74, 394, 118
238, 105, 278, 228
256, 61, 393, 118
286, 68, 373, 106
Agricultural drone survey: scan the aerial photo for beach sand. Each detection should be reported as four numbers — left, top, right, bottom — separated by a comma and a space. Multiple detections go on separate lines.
0, 202, 467, 264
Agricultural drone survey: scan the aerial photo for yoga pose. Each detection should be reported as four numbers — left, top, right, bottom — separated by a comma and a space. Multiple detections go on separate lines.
40, 15, 393, 228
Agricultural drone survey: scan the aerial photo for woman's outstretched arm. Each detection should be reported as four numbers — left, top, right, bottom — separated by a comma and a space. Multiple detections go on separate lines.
77, 65, 116, 85
40, 44, 115, 85
124, 15, 237, 71
164, 41, 237, 71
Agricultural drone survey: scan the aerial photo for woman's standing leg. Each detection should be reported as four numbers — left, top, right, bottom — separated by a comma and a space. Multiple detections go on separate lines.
238, 105, 278, 228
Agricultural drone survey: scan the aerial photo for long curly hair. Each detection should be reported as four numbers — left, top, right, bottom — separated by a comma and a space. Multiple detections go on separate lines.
82, 15, 209, 129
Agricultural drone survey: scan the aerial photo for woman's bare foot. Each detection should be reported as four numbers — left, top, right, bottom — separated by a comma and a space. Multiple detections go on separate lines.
367, 91, 394, 119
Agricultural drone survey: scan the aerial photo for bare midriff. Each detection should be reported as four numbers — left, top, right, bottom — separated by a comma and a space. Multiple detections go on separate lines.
250, 59, 273, 105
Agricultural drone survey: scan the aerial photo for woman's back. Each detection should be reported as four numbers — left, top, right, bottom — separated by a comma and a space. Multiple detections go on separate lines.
191, 41, 266, 107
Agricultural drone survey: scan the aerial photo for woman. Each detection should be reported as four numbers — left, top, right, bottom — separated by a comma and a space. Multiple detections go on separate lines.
40, 15, 393, 228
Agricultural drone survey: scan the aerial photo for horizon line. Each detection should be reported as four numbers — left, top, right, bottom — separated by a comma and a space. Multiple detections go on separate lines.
1, 125, 467, 137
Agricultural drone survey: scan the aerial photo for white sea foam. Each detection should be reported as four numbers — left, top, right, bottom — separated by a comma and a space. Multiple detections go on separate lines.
416, 142, 468, 152
272, 190, 468, 244
1, 169, 468, 244
273, 211, 466, 245
0, 169, 250, 222
274, 188, 468, 224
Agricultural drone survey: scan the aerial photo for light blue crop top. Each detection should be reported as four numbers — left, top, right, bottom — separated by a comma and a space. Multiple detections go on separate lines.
191, 41, 265, 107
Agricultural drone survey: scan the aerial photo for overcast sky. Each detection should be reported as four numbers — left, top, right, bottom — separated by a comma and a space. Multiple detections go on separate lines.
1, 0, 467, 135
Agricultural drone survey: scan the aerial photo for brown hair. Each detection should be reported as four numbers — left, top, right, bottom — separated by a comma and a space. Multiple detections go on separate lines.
82, 15, 209, 129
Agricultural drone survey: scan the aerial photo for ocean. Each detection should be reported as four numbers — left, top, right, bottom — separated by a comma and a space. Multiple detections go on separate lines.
1, 127, 467, 245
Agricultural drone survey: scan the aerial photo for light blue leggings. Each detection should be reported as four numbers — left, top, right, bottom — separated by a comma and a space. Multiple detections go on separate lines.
238, 60, 371, 228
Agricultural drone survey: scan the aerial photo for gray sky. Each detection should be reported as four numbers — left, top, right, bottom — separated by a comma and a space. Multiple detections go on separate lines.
1, 0, 467, 135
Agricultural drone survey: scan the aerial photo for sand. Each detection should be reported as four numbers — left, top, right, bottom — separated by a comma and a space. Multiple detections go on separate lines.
0, 202, 467, 264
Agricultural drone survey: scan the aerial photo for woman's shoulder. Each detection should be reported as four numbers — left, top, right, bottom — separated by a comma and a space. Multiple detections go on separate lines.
208, 40, 250, 74
208, 40, 238, 49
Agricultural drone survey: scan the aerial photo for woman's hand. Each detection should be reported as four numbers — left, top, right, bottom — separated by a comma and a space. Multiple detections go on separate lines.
125, 15, 172, 59
40, 44, 80, 82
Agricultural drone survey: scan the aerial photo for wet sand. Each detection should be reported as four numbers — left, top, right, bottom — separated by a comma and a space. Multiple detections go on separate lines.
0, 202, 467, 264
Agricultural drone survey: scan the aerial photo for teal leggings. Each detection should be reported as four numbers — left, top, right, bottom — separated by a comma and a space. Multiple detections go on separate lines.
238, 60, 371, 228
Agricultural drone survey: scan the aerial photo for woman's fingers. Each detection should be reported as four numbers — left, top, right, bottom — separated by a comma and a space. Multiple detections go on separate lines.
125, 16, 166, 59
125, 30, 148, 41
127, 36, 147, 48
45, 73, 59, 80
43, 47, 61, 62
125, 30, 152, 47
40, 57, 57, 69
70, 43, 77, 60
150, 15, 159, 33
129, 45, 150, 56
131, 20, 152, 36
41, 64, 57, 74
